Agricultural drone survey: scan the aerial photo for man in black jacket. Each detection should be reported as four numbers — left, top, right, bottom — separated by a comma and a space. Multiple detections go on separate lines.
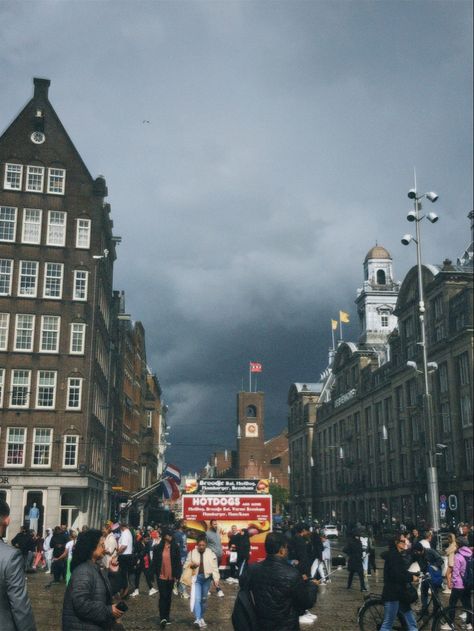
240, 531, 317, 631
379, 533, 420, 631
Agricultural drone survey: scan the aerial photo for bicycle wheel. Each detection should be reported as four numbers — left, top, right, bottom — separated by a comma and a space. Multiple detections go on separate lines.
358, 599, 407, 631
432, 605, 473, 630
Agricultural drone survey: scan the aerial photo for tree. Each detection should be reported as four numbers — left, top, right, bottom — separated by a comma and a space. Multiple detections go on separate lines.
269, 483, 289, 515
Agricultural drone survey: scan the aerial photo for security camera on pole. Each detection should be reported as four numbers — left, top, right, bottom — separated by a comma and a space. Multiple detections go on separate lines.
401, 175, 440, 532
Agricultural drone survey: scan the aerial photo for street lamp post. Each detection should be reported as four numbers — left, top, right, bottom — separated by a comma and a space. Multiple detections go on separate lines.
401, 183, 440, 532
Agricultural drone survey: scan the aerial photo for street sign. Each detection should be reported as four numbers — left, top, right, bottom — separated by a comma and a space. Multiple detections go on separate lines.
440, 501, 447, 510
440, 494, 447, 502
440, 508, 446, 518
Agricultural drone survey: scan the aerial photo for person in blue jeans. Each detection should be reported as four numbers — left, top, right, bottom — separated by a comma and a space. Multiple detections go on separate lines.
379, 533, 420, 631
183, 536, 220, 629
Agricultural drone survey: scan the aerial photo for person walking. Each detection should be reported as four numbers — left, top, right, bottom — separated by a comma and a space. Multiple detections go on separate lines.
131, 531, 157, 597
117, 522, 134, 598
0, 499, 37, 631
443, 532, 457, 594
227, 525, 240, 583
238, 531, 318, 631
32, 531, 46, 570
290, 523, 317, 624
62, 528, 124, 630
379, 533, 420, 631
174, 519, 190, 598
343, 531, 367, 591
152, 528, 182, 628
65, 530, 78, 585
206, 520, 224, 597
183, 535, 220, 629
50, 526, 69, 583
43, 528, 54, 573
440, 536, 473, 630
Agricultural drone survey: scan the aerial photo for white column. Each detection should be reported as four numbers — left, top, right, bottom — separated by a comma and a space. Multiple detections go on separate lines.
9, 486, 24, 539
45, 486, 61, 530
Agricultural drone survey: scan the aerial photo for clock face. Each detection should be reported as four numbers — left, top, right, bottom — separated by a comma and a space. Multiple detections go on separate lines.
245, 422, 259, 438
31, 131, 45, 144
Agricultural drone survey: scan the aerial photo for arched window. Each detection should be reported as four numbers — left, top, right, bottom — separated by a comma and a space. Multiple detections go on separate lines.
376, 269, 386, 285
246, 405, 257, 418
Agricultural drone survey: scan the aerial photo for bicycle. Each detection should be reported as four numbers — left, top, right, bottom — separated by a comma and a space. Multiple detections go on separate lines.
357, 574, 473, 631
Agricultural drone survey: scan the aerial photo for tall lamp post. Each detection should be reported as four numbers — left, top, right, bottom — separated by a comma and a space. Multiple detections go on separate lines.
401, 183, 440, 531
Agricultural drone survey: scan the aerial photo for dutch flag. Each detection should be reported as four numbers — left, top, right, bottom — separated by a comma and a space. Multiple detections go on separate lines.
163, 463, 181, 484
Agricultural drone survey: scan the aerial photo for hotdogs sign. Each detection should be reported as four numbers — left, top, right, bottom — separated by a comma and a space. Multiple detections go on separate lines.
184, 478, 269, 495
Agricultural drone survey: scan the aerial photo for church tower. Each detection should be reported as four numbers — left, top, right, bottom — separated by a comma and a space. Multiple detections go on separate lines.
236, 391, 265, 479
355, 245, 400, 345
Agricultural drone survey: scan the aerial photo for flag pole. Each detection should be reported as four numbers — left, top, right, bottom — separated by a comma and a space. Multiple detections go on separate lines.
249, 363, 251, 393
255, 375, 258, 392
339, 316, 343, 342
331, 323, 336, 350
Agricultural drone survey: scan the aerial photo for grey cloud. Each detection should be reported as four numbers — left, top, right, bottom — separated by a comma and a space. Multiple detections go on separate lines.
1, 0, 472, 470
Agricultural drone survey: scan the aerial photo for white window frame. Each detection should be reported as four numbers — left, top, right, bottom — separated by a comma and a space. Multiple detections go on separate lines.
0, 313, 9, 351
70, 323, 86, 355
31, 428, 53, 468
9, 370, 31, 408
21, 208, 42, 244
146, 410, 153, 428
35, 370, 57, 409
3, 164, 23, 191
0, 368, 4, 407
5, 427, 27, 467
25, 165, 45, 193
73, 270, 89, 301
43, 262, 64, 299
47, 168, 66, 195
14, 314, 35, 352
76, 218, 91, 249
18, 260, 39, 297
66, 377, 83, 410
63, 435, 79, 468
40, 315, 60, 353
46, 210, 67, 246
0, 259, 13, 295
0, 206, 17, 242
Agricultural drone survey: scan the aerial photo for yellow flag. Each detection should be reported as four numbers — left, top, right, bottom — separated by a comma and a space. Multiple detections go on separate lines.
340, 310, 350, 323
331, 319, 338, 331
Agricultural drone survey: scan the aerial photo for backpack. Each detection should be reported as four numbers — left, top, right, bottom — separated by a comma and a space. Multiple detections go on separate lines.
461, 556, 473, 590
231, 589, 259, 631
427, 563, 443, 587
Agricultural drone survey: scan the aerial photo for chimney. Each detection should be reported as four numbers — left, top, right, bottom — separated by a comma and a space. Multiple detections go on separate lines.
33, 78, 51, 100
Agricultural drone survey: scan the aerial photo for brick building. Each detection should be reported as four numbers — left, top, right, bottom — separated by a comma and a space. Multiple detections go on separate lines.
0, 78, 166, 535
0, 78, 120, 534
206, 390, 289, 491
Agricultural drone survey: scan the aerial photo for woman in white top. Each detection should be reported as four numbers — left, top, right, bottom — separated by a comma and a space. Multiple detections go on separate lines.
65, 529, 77, 585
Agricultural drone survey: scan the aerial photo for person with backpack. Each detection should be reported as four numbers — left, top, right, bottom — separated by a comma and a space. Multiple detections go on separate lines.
411, 542, 443, 617
234, 531, 317, 631
440, 536, 473, 630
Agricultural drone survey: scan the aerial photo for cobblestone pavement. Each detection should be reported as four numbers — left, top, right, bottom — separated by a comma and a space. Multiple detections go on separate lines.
28, 563, 383, 631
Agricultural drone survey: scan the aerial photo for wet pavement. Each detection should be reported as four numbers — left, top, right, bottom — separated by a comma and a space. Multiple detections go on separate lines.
27, 560, 379, 630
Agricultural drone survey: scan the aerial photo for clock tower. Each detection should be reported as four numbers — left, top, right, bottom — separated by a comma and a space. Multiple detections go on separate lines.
236, 391, 265, 479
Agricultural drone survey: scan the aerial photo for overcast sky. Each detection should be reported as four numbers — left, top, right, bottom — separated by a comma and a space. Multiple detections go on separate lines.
1, 0, 472, 473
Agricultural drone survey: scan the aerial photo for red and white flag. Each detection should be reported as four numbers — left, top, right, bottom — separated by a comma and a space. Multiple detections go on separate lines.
250, 362, 262, 373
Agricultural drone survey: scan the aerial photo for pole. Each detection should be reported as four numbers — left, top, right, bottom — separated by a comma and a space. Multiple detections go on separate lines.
339, 317, 343, 342
331, 325, 335, 350
249, 364, 251, 393
414, 193, 440, 532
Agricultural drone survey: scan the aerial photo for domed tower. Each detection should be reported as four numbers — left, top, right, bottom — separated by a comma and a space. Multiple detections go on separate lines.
355, 245, 400, 345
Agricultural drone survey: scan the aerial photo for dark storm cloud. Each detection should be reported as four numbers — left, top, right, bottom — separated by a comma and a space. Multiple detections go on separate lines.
1, 0, 472, 471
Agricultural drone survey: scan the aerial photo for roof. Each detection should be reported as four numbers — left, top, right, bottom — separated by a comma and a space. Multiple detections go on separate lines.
364, 245, 392, 262
292, 382, 323, 394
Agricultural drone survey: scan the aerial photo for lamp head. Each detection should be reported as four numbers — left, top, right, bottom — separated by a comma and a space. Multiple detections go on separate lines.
406, 360, 418, 371
401, 234, 414, 245
427, 361, 438, 372
426, 191, 439, 203
408, 189, 417, 199
427, 212, 438, 224
407, 210, 417, 222
436, 443, 447, 450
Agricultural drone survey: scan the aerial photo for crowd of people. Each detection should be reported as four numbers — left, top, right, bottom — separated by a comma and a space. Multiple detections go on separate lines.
1, 496, 473, 631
